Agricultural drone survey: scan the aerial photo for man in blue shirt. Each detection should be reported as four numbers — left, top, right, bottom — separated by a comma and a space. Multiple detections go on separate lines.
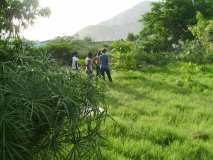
99, 48, 112, 82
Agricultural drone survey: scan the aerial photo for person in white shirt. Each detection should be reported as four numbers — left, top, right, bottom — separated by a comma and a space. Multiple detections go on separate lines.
71, 52, 79, 70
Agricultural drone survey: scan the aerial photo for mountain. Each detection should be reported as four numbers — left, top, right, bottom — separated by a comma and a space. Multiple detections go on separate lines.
74, 1, 152, 41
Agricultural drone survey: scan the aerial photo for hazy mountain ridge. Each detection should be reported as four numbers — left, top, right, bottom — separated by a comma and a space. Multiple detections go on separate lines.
75, 1, 152, 41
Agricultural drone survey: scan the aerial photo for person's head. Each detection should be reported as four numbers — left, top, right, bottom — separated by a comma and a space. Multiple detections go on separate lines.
88, 52, 92, 58
97, 50, 102, 56
102, 48, 107, 54
72, 51, 78, 57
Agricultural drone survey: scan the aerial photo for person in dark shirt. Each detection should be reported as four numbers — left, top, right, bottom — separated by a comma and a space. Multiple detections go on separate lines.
99, 48, 112, 82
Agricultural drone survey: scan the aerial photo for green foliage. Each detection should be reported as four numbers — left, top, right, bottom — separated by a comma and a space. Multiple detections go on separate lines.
189, 12, 209, 43
175, 62, 209, 92
134, 9, 213, 67
41, 37, 111, 65
126, 33, 138, 42
138, 33, 172, 53
178, 12, 213, 63
134, 46, 177, 67
84, 36, 93, 42
111, 40, 135, 69
45, 41, 73, 65
0, 40, 14, 61
0, 0, 50, 39
179, 40, 206, 63
0, 38, 33, 62
189, 12, 213, 61
140, 0, 213, 52
0, 50, 106, 160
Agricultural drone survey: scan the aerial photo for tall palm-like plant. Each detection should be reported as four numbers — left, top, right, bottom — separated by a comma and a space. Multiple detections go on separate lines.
0, 48, 106, 160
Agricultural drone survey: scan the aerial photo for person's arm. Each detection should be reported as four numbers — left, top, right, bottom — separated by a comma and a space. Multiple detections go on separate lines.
93, 56, 99, 65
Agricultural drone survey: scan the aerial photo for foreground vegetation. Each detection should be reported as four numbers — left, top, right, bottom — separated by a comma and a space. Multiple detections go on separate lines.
0, 50, 106, 160
101, 62, 213, 160
1, 1, 107, 159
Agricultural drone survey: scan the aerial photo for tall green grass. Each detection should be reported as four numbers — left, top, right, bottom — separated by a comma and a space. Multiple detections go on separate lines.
101, 62, 213, 160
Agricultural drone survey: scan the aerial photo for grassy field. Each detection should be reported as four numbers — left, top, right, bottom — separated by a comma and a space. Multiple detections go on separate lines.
101, 62, 213, 160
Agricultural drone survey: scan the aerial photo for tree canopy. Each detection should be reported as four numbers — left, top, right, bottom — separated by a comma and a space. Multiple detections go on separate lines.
0, 0, 50, 39
140, 0, 213, 51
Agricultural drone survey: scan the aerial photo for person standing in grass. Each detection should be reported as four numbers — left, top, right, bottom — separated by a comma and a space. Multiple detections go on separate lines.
71, 51, 80, 70
93, 50, 102, 78
100, 48, 112, 82
85, 52, 93, 78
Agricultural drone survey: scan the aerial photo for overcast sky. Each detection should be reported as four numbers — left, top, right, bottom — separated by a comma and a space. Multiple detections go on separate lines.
23, 0, 156, 41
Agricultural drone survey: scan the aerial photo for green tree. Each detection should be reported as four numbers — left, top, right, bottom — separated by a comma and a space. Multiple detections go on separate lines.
0, 0, 50, 39
140, 0, 213, 51
84, 36, 93, 42
0, 0, 51, 67
127, 33, 137, 41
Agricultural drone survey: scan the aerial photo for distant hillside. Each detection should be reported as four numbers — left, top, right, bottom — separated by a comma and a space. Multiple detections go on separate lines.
75, 1, 152, 41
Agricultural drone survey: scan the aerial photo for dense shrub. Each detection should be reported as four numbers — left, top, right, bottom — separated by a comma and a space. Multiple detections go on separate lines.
0, 39, 33, 62
139, 30, 172, 53
179, 40, 206, 63
179, 13, 213, 63
126, 33, 138, 41
111, 40, 136, 69
134, 46, 177, 67
0, 49, 106, 160
44, 41, 73, 65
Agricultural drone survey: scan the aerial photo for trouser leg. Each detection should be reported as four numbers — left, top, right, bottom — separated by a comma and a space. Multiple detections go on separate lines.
100, 68, 105, 80
87, 70, 93, 79
96, 65, 100, 77
106, 68, 112, 82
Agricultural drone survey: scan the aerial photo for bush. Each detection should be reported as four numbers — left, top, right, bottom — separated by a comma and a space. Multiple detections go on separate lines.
181, 12, 213, 63
138, 33, 172, 53
0, 50, 106, 160
134, 46, 176, 67
111, 40, 135, 69
45, 41, 73, 65
179, 40, 206, 64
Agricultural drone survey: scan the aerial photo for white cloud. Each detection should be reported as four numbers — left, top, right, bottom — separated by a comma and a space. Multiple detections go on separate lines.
23, 0, 155, 41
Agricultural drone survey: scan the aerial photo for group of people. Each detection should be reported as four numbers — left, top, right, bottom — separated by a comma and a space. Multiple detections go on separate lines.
71, 48, 112, 82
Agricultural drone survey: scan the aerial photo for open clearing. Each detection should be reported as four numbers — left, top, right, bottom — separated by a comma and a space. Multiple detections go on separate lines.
101, 63, 213, 160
